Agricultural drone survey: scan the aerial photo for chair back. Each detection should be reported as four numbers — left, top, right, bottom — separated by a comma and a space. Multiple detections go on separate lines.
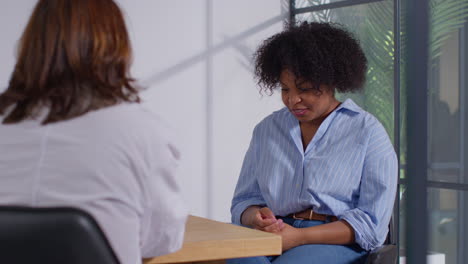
365, 216, 398, 264
0, 206, 120, 264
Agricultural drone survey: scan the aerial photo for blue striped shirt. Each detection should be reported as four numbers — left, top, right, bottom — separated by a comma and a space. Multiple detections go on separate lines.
231, 99, 398, 251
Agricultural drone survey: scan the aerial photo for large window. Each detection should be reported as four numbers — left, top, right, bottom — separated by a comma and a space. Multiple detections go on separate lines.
425, 3, 468, 262
290, 0, 468, 263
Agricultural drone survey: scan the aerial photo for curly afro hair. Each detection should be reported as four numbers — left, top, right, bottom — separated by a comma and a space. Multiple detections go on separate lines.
254, 22, 367, 94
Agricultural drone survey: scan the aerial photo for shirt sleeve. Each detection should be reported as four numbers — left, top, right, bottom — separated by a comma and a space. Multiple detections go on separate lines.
339, 121, 398, 251
140, 132, 188, 258
231, 126, 267, 225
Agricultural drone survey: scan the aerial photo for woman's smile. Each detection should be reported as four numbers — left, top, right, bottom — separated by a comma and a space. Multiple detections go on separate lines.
291, 108, 309, 117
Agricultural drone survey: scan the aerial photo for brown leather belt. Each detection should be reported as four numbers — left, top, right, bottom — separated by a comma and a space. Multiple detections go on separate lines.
286, 209, 338, 222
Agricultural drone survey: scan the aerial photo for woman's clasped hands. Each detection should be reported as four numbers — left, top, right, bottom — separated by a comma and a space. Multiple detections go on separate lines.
242, 206, 304, 251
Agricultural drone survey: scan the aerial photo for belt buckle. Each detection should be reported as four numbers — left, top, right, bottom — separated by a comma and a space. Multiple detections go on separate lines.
308, 209, 314, 220
292, 213, 303, 220
292, 210, 314, 220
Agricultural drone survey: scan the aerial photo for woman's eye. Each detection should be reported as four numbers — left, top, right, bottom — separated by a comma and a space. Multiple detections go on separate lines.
298, 87, 312, 92
299, 87, 321, 95
311, 89, 321, 95
281, 88, 289, 92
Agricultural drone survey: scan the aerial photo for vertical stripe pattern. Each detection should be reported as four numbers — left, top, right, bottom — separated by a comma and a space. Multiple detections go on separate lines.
231, 99, 398, 251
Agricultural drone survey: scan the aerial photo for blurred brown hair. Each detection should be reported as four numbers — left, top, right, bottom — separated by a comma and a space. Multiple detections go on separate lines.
0, 0, 140, 125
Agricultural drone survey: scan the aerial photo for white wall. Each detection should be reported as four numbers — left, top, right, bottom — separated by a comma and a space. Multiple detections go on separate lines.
0, 1, 37, 88
0, 1, 286, 222
209, 1, 286, 221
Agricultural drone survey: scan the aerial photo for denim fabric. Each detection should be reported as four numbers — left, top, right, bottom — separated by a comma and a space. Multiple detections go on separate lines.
226, 218, 368, 264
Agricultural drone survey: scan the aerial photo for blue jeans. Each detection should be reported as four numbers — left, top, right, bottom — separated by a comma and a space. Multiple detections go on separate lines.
226, 217, 368, 264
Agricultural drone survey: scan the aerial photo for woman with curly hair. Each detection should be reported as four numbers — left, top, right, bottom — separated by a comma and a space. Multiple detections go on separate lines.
229, 22, 397, 264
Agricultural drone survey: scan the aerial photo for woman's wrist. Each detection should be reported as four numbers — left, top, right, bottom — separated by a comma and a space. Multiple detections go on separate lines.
240, 206, 261, 227
298, 220, 355, 245
296, 226, 308, 246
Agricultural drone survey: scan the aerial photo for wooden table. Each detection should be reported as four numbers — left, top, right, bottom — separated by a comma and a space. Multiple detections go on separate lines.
143, 215, 282, 264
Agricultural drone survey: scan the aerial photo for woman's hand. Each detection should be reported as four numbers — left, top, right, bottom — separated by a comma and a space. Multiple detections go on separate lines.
274, 223, 304, 252
241, 206, 284, 232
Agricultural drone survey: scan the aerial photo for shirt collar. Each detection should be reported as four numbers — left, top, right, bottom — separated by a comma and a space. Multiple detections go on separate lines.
336, 98, 363, 114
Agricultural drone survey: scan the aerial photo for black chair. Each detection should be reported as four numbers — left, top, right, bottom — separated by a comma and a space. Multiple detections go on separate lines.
365, 216, 398, 264
0, 206, 120, 264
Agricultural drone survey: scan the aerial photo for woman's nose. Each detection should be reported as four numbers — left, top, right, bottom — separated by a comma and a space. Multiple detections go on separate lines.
288, 93, 302, 105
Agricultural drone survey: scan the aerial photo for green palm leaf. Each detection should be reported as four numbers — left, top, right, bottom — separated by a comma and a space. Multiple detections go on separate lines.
294, 0, 468, 145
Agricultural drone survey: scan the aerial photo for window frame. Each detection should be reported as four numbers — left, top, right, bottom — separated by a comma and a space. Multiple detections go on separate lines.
290, 1, 468, 263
